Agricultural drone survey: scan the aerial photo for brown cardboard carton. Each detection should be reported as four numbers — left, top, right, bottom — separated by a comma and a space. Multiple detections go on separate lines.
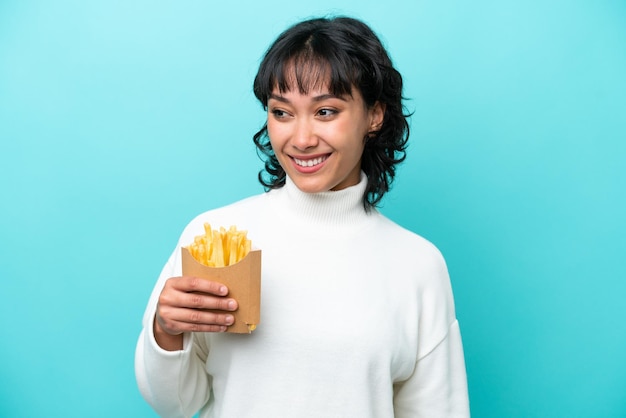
181, 247, 261, 334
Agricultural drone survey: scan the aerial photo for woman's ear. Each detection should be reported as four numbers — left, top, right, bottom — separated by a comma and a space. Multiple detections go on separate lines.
369, 102, 386, 132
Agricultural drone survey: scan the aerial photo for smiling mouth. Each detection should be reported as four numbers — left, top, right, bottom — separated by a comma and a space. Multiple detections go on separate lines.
293, 155, 329, 167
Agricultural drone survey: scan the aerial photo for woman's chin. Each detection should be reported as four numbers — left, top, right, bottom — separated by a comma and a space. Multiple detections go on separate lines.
287, 174, 333, 194
292, 181, 331, 194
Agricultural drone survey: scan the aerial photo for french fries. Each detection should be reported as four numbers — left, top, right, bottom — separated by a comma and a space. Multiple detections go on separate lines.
187, 223, 252, 267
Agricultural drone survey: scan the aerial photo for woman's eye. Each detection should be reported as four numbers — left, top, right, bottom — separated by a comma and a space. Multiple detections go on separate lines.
270, 109, 288, 118
317, 108, 337, 118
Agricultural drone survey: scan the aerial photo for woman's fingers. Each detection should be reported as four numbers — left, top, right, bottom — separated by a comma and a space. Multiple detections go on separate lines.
156, 276, 239, 335
161, 276, 238, 310
171, 276, 229, 297
156, 306, 235, 334
184, 291, 238, 311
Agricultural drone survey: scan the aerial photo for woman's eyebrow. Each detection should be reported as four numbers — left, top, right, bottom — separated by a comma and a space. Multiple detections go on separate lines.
268, 93, 289, 103
312, 93, 348, 102
268, 93, 348, 103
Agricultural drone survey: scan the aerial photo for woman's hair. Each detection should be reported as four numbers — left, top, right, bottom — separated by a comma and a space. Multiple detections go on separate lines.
252, 16, 410, 210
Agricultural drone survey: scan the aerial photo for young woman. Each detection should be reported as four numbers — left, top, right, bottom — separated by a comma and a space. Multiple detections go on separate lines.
135, 16, 469, 417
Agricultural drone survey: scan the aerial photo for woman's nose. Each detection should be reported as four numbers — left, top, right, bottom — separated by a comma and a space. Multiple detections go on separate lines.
291, 118, 318, 150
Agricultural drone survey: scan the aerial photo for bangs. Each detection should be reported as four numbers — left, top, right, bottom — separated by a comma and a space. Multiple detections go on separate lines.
274, 53, 354, 97
254, 34, 361, 106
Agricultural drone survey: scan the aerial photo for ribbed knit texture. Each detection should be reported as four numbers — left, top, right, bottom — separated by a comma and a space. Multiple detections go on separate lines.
277, 173, 371, 228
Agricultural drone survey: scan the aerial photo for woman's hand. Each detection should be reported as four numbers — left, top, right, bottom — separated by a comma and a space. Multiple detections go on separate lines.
153, 276, 239, 351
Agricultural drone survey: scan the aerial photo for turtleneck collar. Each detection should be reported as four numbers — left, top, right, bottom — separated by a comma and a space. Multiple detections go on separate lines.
270, 172, 375, 230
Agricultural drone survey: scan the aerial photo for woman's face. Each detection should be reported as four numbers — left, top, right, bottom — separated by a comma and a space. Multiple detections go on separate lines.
267, 85, 384, 194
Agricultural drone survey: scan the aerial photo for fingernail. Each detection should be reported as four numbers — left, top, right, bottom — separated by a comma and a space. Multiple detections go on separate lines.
225, 315, 234, 325
219, 286, 228, 295
227, 300, 236, 310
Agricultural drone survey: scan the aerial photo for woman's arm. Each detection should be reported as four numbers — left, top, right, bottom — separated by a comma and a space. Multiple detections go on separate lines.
393, 320, 470, 418
134, 250, 238, 417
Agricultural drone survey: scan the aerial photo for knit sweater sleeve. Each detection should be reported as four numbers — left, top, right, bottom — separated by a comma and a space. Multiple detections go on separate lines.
393, 320, 470, 417
393, 241, 470, 417
134, 249, 212, 418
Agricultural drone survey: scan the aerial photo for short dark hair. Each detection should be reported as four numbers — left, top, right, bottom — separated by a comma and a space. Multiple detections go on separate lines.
252, 16, 410, 210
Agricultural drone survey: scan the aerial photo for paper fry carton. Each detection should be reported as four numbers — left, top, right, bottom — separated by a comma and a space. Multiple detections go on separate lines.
181, 247, 261, 334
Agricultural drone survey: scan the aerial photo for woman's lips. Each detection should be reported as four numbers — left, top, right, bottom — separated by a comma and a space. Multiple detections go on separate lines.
291, 154, 330, 172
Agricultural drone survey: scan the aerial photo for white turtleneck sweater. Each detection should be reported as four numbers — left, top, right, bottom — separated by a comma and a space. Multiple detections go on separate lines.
135, 174, 469, 417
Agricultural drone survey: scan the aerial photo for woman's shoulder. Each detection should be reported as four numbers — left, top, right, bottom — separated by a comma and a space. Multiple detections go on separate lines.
376, 214, 442, 250
371, 215, 453, 306
372, 213, 447, 267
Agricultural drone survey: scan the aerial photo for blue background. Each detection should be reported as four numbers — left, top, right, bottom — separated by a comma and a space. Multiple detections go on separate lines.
1, 1, 625, 417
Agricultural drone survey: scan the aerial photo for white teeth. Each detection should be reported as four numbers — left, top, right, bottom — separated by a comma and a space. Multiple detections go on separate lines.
294, 156, 327, 167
